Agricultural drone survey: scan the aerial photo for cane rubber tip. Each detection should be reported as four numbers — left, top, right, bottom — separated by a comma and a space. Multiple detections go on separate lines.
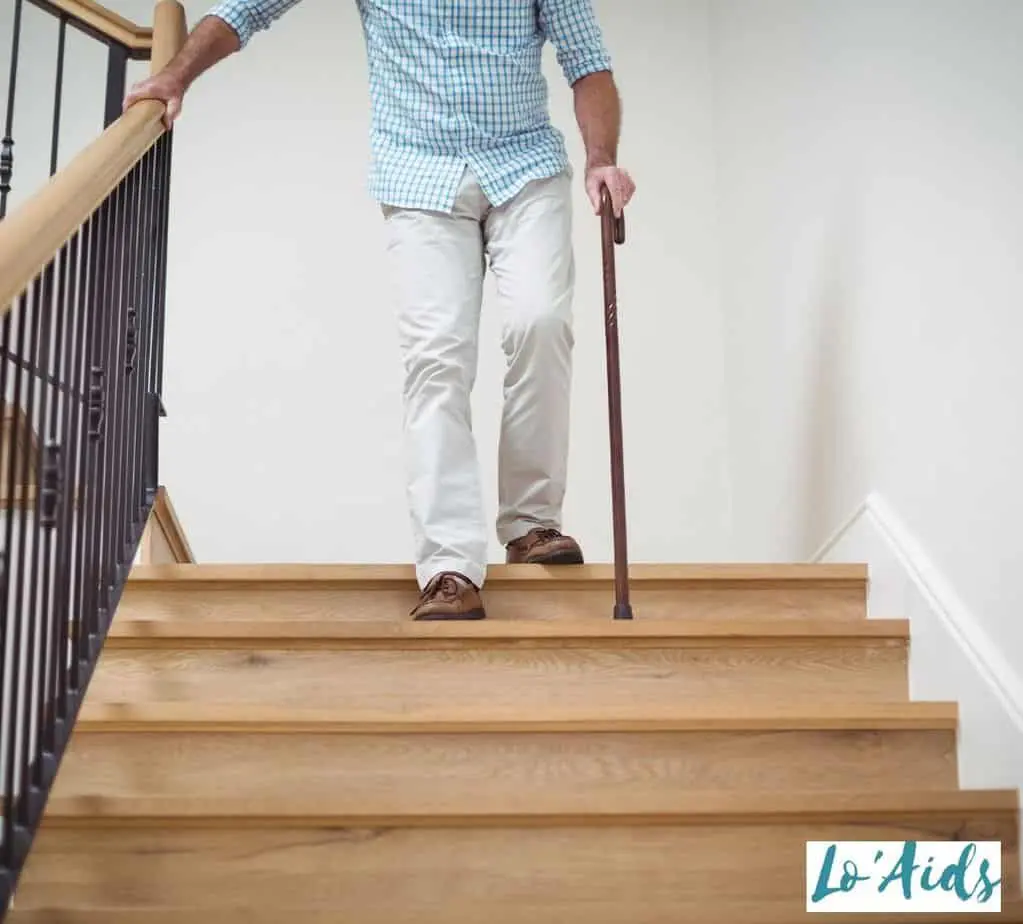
613, 603, 634, 621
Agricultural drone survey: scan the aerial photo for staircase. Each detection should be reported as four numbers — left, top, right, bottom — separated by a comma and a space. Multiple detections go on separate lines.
8, 562, 1022, 921
1, 2, 1020, 918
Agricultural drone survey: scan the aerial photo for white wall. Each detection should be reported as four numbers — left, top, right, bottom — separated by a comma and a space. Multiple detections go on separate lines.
144, 0, 733, 566
712, 0, 1023, 663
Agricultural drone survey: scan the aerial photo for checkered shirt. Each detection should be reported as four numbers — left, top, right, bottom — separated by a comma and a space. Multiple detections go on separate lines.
206, 0, 613, 211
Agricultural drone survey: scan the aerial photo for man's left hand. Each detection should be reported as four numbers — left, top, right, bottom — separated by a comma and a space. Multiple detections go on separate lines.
585, 164, 636, 217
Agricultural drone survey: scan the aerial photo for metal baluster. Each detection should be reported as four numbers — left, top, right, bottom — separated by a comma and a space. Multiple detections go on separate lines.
152, 133, 173, 405
0, 0, 24, 218
16, 261, 52, 826
26, 255, 58, 793
139, 145, 159, 507
80, 196, 113, 666
103, 44, 128, 129
60, 216, 93, 715
137, 148, 157, 522
93, 182, 123, 633
37, 240, 71, 768
5, 282, 38, 834
126, 152, 146, 534
49, 16, 68, 177
106, 170, 131, 607
117, 160, 142, 568
0, 295, 26, 869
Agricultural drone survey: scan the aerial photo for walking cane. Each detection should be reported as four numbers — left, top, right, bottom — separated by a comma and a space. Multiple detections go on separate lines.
599, 185, 634, 620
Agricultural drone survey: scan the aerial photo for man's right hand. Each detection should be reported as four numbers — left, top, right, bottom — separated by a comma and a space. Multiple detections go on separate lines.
124, 70, 186, 128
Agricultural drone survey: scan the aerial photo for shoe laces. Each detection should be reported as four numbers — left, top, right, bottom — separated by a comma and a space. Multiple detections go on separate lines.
419, 572, 464, 603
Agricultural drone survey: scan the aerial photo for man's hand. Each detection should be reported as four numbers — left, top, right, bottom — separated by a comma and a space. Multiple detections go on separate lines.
585, 164, 636, 217
121, 15, 244, 128
123, 70, 186, 129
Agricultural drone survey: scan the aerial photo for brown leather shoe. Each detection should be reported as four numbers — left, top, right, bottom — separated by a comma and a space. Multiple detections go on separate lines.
411, 571, 486, 621
505, 528, 584, 565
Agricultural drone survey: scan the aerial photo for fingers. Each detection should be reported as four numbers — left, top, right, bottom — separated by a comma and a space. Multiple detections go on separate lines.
608, 180, 626, 218
587, 167, 636, 218
620, 170, 636, 208
164, 95, 182, 128
122, 79, 181, 130
608, 169, 636, 217
122, 87, 142, 114
122, 83, 157, 116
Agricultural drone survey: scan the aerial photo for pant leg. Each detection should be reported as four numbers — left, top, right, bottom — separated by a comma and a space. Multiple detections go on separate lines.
483, 170, 576, 547
383, 173, 489, 589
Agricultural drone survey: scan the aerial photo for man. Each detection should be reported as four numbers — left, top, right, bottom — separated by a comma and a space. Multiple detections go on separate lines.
126, 0, 635, 621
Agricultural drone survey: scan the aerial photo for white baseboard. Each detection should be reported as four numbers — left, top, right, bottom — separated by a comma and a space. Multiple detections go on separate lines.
813, 491, 1023, 848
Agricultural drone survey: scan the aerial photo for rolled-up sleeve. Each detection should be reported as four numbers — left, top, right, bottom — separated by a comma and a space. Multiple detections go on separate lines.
538, 0, 613, 86
206, 0, 305, 47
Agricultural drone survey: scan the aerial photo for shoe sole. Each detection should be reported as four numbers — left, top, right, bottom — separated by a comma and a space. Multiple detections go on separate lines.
522, 549, 585, 566
413, 608, 487, 622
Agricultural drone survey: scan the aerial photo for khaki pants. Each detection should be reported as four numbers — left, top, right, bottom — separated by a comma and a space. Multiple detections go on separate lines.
382, 168, 575, 589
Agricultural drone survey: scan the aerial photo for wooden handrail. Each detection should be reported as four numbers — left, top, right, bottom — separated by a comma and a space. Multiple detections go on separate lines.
0, 0, 187, 317
42, 0, 154, 51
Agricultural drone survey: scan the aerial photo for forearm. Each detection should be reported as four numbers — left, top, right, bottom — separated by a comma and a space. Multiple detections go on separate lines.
163, 15, 241, 88
573, 70, 621, 168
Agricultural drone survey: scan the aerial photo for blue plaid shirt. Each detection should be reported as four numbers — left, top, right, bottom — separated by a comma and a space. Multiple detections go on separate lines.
206, 0, 612, 211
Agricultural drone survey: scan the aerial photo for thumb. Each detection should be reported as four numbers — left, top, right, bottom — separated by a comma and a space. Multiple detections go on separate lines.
585, 174, 602, 215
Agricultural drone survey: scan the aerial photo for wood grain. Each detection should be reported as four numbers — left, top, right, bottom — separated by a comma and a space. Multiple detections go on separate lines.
11, 905, 1023, 924
127, 562, 868, 583
43, 0, 152, 50
137, 488, 195, 565
37, 787, 1017, 825
52, 725, 958, 802
117, 581, 867, 623
106, 617, 909, 649
137, 521, 176, 566
15, 813, 1019, 915
87, 640, 909, 708
74, 700, 956, 733
150, 0, 187, 72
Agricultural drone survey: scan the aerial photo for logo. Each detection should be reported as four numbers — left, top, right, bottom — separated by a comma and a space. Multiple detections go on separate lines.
806, 841, 1002, 913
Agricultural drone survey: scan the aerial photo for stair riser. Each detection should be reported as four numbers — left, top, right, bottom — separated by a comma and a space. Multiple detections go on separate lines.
118, 582, 866, 622
11, 908, 1023, 924
17, 819, 1018, 915
51, 728, 958, 800
88, 643, 909, 707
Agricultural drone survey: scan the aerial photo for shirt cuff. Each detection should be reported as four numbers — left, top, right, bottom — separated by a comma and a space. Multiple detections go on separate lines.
561, 50, 613, 86
206, 3, 256, 48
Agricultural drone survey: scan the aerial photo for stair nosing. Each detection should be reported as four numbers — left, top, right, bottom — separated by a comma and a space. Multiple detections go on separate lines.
41, 789, 1018, 828
75, 701, 958, 733
106, 618, 908, 649
126, 562, 868, 586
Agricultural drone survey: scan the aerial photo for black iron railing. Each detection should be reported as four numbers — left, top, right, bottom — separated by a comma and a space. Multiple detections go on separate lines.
0, 2, 178, 914
1, 0, 150, 220
0, 130, 173, 914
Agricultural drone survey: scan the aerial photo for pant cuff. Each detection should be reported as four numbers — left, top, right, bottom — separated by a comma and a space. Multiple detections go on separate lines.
416, 558, 487, 591
497, 517, 559, 547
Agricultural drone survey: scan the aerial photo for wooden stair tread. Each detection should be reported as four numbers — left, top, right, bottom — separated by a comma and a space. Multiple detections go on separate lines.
122, 564, 868, 622
106, 616, 908, 648
76, 700, 957, 733
10, 907, 1023, 924
41, 788, 1018, 826
128, 562, 867, 585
